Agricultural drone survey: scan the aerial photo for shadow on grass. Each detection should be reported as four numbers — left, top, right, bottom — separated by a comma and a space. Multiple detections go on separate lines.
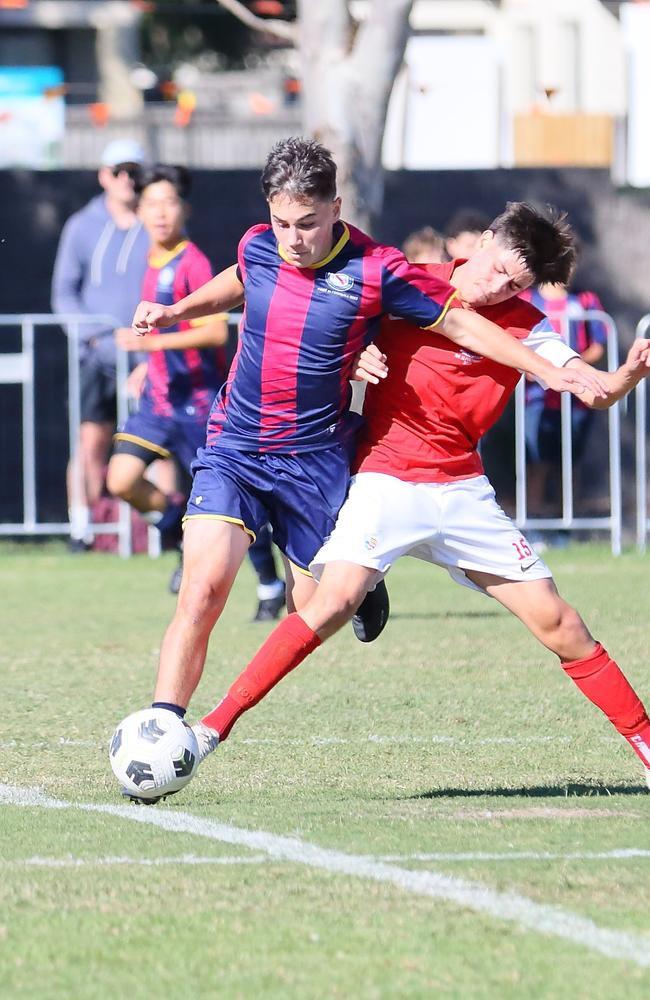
406, 783, 648, 798
391, 611, 501, 621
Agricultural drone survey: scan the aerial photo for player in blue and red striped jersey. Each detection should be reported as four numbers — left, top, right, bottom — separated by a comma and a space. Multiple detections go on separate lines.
107, 164, 229, 553
127, 139, 603, 746
107, 164, 285, 607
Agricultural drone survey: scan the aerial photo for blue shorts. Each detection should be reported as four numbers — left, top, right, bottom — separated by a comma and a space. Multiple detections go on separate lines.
114, 408, 206, 473
186, 444, 350, 571
525, 403, 593, 465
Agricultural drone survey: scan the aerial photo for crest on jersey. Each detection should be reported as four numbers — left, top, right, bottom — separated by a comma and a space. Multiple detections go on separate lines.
159, 266, 175, 288
325, 271, 355, 292
455, 348, 483, 365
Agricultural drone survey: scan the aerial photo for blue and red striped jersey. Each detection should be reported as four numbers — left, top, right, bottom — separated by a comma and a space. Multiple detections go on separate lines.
140, 240, 227, 419
206, 221, 457, 452
522, 286, 607, 412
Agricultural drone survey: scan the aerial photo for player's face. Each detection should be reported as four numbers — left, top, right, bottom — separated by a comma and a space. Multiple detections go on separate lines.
138, 180, 187, 249
268, 193, 342, 267
99, 164, 140, 209
457, 231, 533, 307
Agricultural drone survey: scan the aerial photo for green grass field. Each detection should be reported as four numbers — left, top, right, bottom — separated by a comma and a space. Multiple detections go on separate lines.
1, 541, 649, 998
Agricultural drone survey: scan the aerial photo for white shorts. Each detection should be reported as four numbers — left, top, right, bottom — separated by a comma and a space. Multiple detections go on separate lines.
310, 473, 552, 595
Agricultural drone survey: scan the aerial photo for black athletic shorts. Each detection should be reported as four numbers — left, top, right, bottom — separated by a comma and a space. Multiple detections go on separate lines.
80, 357, 117, 425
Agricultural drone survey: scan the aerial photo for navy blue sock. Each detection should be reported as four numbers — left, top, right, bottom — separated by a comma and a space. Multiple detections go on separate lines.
152, 701, 186, 719
248, 523, 280, 585
156, 501, 185, 547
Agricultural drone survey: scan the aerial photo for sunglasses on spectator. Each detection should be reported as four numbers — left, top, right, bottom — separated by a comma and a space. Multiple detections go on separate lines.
111, 163, 141, 181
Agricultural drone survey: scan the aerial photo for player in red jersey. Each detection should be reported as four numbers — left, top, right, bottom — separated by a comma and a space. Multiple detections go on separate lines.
192, 202, 650, 790
125, 142, 602, 787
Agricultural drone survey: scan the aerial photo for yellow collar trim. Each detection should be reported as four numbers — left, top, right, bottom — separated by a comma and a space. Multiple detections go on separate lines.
278, 222, 350, 270
149, 240, 188, 269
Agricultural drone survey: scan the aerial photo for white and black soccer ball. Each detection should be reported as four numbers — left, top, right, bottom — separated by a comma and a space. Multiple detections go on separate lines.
109, 708, 198, 802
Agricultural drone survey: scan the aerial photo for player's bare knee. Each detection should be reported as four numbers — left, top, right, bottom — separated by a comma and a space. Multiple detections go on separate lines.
302, 579, 361, 635
538, 602, 591, 658
318, 582, 364, 628
106, 465, 130, 500
175, 574, 228, 628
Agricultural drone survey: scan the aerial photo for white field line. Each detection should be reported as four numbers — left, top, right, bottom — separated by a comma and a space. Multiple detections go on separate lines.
1, 853, 267, 868
242, 734, 576, 747
0, 734, 584, 751
1, 784, 649, 968
4, 848, 650, 870
378, 849, 650, 863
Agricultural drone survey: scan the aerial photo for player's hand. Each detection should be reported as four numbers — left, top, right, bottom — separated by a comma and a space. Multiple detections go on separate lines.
115, 326, 146, 351
625, 337, 650, 373
126, 362, 147, 400
352, 343, 388, 384
544, 364, 608, 399
132, 300, 174, 335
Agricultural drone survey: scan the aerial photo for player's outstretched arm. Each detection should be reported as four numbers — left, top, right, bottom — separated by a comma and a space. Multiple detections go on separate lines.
565, 337, 650, 409
132, 264, 244, 334
117, 316, 230, 353
440, 307, 608, 400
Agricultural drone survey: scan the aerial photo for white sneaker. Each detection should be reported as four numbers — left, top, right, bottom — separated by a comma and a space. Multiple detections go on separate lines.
192, 721, 220, 764
645, 767, 650, 792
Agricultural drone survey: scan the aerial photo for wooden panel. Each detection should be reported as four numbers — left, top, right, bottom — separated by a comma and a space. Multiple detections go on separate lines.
514, 114, 614, 167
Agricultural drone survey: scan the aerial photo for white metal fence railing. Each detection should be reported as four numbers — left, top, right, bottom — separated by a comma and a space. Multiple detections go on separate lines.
635, 313, 650, 552
0, 309, 647, 556
0, 314, 136, 554
513, 310, 622, 554
61, 113, 301, 170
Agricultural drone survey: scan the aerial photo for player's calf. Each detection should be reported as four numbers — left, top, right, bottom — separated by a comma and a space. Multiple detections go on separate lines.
301, 561, 375, 638
561, 642, 650, 785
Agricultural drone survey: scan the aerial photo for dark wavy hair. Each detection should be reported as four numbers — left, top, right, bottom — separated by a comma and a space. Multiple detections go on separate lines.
261, 137, 337, 202
488, 201, 576, 285
135, 163, 191, 200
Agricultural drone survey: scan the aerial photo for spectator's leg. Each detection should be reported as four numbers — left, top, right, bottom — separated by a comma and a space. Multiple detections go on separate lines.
67, 419, 113, 549
249, 523, 286, 621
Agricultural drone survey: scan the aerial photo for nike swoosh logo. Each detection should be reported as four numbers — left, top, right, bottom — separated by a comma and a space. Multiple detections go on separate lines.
521, 559, 541, 573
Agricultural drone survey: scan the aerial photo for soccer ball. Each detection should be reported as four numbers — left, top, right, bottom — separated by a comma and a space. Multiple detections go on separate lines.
109, 707, 198, 802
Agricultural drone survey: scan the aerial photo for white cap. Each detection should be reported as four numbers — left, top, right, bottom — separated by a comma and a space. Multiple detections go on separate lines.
100, 139, 146, 167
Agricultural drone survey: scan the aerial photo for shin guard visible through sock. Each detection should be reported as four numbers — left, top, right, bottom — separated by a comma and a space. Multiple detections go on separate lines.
562, 642, 650, 768
201, 613, 321, 742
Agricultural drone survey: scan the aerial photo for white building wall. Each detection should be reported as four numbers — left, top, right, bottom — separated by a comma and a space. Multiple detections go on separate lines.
496, 0, 625, 115
368, 0, 628, 168
621, 2, 650, 187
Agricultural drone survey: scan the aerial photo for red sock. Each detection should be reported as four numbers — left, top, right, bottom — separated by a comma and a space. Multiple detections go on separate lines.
562, 642, 650, 768
201, 613, 321, 741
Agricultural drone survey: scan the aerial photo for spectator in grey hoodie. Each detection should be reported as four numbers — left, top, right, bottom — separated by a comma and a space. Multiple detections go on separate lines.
52, 138, 150, 550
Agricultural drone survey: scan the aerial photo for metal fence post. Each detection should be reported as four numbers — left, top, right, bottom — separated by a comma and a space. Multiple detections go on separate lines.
635, 315, 650, 552
514, 309, 622, 554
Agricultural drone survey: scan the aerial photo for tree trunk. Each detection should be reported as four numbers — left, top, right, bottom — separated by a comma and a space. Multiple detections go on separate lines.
297, 0, 413, 232
215, 0, 413, 233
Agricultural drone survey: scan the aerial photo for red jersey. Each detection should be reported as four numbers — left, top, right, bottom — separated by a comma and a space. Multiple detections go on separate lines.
354, 261, 546, 483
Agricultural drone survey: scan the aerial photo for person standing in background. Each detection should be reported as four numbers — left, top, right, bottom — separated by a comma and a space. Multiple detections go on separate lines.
401, 226, 445, 264
444, 208, 491, 261
51, 138, 150, 552
524, 282, 607, 536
